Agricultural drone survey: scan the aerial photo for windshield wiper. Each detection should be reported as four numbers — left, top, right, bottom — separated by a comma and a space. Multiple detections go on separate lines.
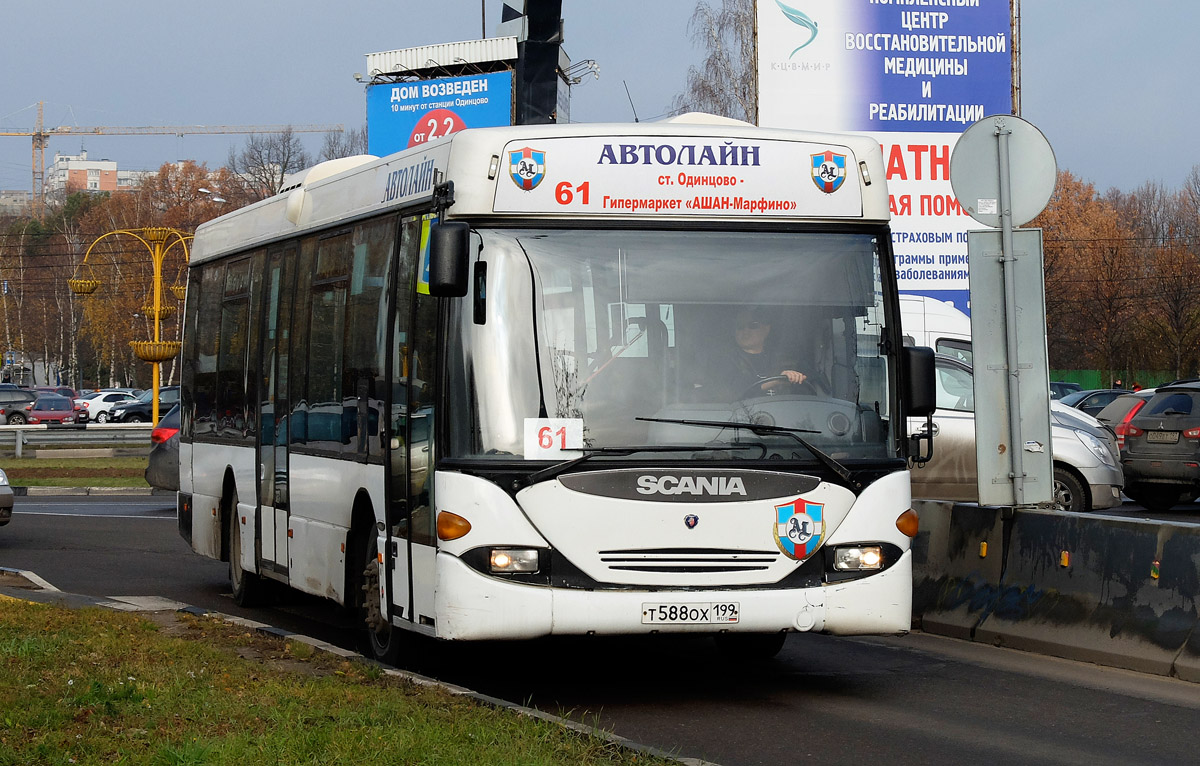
636, 416, 859, 491
520, 444, 752, 488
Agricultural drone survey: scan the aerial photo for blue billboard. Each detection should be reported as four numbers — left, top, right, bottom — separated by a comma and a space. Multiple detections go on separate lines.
757, 0, 1014, 314
367, 71, 513, 157
757, 1, 1011, 134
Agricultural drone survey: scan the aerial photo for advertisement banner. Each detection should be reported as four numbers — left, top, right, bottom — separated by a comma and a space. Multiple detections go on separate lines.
757, 0, 1012, 313
367, 71, 514, 157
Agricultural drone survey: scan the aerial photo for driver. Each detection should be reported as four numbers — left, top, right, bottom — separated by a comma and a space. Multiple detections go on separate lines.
697, 307, 808, 400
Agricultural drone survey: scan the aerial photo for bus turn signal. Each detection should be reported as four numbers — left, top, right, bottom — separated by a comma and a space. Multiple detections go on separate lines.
896, 509, 919, 538
436, 511, 472, 541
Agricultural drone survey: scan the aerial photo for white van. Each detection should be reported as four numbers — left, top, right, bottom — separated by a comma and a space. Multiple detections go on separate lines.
899, 294, 971, 363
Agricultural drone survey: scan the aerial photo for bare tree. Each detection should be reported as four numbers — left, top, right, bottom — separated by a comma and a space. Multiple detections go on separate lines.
1182, 165, 1200, 242
320, 125, 369, 161
1116, 180, 1200, 377
671, 0, 757, 123
225, 127, 313, 202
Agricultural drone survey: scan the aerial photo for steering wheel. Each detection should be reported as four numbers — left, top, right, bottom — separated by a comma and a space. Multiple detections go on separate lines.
738, 375, 820, 400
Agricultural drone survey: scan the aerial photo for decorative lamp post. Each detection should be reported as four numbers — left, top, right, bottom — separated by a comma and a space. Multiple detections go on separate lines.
71, 227, 191, 425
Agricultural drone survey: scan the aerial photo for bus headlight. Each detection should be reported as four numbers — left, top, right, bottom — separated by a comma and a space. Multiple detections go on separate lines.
833, 546, 884, 571
490, 548, 540, 574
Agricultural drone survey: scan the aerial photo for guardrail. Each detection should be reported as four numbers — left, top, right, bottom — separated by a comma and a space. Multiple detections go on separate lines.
1, 424, 154, 456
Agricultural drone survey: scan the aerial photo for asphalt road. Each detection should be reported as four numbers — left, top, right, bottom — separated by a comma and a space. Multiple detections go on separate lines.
2, 495, 1198, 766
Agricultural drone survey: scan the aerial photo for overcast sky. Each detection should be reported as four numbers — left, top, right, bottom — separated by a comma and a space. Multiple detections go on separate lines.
1, 0, 1195, 196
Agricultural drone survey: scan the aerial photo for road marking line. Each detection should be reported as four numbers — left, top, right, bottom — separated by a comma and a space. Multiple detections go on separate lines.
0, 567, 60, 591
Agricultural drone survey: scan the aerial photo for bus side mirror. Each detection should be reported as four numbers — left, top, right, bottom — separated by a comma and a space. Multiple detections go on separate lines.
902, 346, 936, 417
903, 346, 936, 465
429, 221, 470, 297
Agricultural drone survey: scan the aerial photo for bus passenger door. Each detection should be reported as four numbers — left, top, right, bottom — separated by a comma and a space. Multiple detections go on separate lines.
406, 289, 439, 625
387, 217, 439, 630
257, 246, 292, 575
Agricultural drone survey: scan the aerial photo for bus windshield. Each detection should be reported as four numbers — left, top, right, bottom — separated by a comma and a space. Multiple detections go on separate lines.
447, 228, 894, 462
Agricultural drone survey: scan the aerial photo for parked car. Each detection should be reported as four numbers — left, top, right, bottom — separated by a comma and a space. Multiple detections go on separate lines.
0, 388, 38, 425
1059, 388, 1127, 418
0, 468, 12, 526
33, 385, 77, 399
1049, 381, 1083, 400
1095, 389, 1155, 450
24, 394, 86, 425
1117, 382, 1200, 511
100, 387, 144, 397
145, 405, 180, 491
74, 390, 139, 423
910, 355, 1123, 513
109, 386, 180, 423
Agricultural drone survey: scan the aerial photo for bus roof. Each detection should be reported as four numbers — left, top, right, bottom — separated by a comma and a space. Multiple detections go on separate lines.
191, 115, 891, 265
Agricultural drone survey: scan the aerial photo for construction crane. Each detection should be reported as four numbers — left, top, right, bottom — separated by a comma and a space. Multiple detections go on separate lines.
0, 102, 343, 217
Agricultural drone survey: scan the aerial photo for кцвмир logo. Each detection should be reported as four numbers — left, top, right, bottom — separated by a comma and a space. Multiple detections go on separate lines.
776, 0, 818, 56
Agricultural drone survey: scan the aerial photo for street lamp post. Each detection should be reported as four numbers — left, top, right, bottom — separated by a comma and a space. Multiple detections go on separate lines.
70, 227, 191, 425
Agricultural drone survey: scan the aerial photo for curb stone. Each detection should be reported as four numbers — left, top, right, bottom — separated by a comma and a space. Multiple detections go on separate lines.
0, 568, 719, 766
13, 486, 155, 496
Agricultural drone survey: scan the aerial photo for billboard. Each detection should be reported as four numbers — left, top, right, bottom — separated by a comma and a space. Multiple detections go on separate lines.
367, 71, 514, 157
757, 0, 1012, 313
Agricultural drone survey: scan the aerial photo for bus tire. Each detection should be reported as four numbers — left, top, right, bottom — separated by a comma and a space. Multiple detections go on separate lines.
360, 532, 404, 665
228, 491, 267, 607
713, 631, 787, 660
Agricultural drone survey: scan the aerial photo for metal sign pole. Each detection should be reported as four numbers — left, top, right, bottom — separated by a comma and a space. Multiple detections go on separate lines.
995, 119, 1025, 504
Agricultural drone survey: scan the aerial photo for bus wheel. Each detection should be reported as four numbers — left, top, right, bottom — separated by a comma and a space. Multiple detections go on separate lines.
361, 536, 403, 665
714, 632, 787, 660
229, 498, 267, 607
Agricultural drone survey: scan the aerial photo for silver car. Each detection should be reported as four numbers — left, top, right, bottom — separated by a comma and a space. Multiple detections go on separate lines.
910, 355, 1123, 512
0, 468, 13, 526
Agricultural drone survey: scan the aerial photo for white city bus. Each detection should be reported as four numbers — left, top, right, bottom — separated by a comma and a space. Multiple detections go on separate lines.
177, 113, 936, 661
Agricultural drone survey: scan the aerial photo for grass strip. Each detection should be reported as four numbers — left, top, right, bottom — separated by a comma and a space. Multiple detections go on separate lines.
0, 598, 668, 765
4, 457, 150, 488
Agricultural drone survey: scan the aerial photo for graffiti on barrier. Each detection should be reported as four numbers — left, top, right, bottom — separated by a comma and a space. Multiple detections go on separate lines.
935, 571, 1046, 621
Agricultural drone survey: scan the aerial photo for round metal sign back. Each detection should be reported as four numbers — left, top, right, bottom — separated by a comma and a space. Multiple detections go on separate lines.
950, 114, 1057, 228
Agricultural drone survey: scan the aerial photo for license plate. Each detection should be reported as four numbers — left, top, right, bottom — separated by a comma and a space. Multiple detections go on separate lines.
641, 602, 740, 624
1147, 430, 1179, 444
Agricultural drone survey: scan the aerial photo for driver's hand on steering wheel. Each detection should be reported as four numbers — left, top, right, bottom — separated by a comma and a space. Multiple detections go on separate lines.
762, 369, 807, 390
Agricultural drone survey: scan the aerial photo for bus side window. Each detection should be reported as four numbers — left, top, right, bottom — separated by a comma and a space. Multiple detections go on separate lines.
306, 232, 351, 451
289, 238, 317, 446
343, 218, 394, 461
193, 264, 224, 436
217, 256, 252, 440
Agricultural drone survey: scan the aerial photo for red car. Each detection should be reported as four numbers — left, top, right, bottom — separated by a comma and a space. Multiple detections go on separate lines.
24, 394, 87, 425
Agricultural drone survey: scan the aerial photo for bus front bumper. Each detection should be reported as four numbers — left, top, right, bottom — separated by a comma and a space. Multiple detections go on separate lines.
431, 549, 913, 641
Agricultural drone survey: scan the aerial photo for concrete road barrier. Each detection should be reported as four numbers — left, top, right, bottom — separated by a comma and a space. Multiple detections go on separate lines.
911, 500, 1006, 639
911, 501, 1200, 681
970, 510, 1199, 678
